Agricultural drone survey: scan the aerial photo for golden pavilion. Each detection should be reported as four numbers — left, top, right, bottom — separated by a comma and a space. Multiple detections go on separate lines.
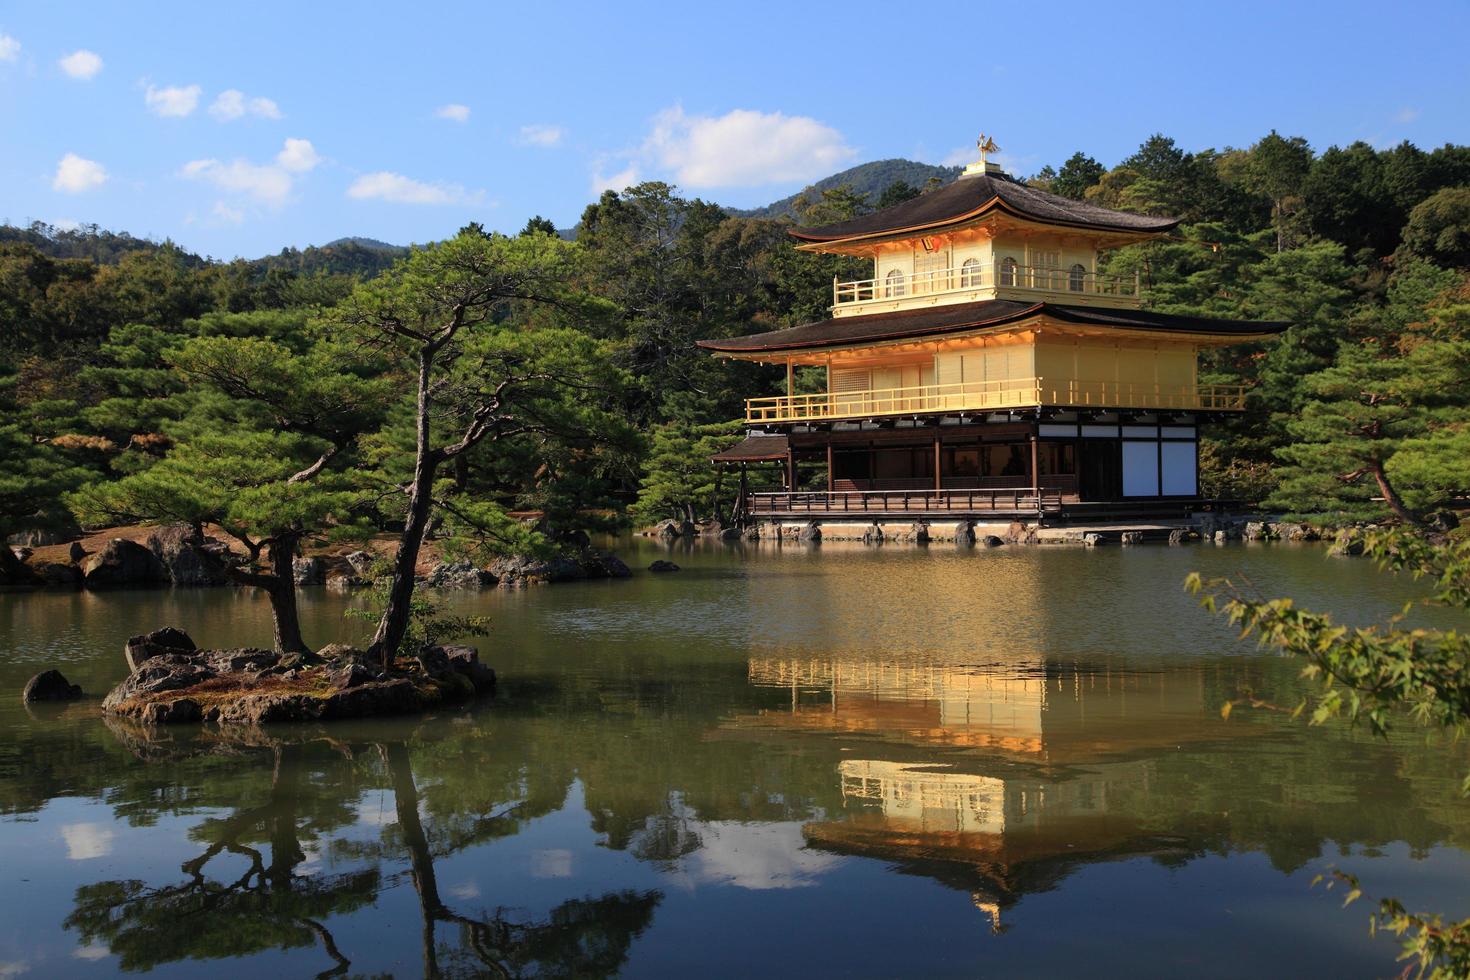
699, 137, 1287, 523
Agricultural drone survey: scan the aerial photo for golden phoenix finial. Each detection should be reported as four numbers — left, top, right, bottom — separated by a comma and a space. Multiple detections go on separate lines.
976, 134, 999, 164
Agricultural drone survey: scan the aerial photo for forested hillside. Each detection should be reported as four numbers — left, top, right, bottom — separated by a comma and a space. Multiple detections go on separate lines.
4, 131, 1469, 546
734, 158, 961, 218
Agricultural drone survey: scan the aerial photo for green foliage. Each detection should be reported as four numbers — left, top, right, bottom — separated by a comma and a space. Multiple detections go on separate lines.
0, 422, 92, 536
1196, 438, 1279, 504
633, 419, 744, 524
346, 558, 490, 655
1190, 527, 1470, 975
1269, 337, 1470, 521
1401, 187, 1470, 269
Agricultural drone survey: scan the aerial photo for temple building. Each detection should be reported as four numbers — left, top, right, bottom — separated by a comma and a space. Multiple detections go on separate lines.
699, 137, 1287, 524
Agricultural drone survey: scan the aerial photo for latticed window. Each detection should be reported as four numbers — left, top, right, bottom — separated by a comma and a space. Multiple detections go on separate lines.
884, 268, 906, 297
960, 257, 982, 287
1069, 263, 1087, 292
913, 251, 949, 292
998, 257, 1018, 287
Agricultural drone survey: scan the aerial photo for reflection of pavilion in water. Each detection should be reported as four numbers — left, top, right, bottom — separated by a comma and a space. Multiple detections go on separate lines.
731, 654, 1257, 928
744, 654, 1236, 761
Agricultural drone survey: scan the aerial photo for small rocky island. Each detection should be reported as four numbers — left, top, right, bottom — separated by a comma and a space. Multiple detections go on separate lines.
101, 627, 496, 726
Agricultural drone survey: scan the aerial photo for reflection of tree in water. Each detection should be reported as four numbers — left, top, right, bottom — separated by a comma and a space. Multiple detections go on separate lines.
65, 743, 374, 975
65, 733, 660, 979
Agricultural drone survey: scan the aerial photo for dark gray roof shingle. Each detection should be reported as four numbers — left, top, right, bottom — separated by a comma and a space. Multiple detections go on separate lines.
698, 300, 1287, 354
791, 173, 1179, 242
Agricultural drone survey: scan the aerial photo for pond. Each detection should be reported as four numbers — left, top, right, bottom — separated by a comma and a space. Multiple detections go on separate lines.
1, 538, 1468, 977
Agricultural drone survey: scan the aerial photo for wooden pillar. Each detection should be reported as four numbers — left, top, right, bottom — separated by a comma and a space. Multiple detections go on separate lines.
785, 448, 796, 492
933, 431, 942, 492
786, 359, 794, 399
826, 442, 834, 493
1029, 429, 1039, 491
737, 463, 748, 524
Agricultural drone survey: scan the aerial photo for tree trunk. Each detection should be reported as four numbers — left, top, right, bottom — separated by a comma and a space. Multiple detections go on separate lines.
267, 533, 309, 655
381, 741, 444, 979
1369, 459, 1422, 527
370, 351, 438, 669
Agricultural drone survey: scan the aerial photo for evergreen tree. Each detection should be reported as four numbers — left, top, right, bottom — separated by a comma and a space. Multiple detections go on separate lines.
70, 334, 387, 653
1269, 338, 1470, 523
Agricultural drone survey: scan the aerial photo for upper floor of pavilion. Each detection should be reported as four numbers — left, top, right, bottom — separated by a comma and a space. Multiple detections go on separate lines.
793, 141, 1178, 319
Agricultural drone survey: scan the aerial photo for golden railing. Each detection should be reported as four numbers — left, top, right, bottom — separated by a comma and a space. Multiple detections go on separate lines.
833, 262, 1140, 307
745, 378, 1247, 422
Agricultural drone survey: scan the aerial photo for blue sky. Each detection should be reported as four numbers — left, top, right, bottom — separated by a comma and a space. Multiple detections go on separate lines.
2, 0, 1466, 258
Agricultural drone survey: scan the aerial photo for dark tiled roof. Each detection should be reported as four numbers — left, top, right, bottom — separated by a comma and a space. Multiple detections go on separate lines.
710, 434, 789, 462
791, 173, 1179, 242
698, 300, 1287, 354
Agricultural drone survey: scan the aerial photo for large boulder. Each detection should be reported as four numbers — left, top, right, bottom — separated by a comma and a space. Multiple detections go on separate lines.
1120, 531, 1144, 546
1003, 521, 1035, 545
82, 538, 167, 589
424, 560, 493, 589
22, 669, 83, 703
32, 561, 81, 588
102, 652, 217, 711
582, 552, 632, 579
488, 553, 587, 586
1242, 521, 1278, 542
650, 520, 684, 539
648, 559, 680, 573
980, 534, 1005, 548
68, 541, 86, 563
797, 522, 821, 543
1329, 529, 1367, 557
442, 645, 496, 693
954, 522, 977, 546
125, 627, 197, 671
293, 555, 325, 586
0, 546, 39, 590
144, 525, 231, 587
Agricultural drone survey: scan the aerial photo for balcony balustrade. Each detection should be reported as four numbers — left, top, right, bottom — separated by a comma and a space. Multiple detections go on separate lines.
833, 262, 1141, 313
745, 377, 1247, 423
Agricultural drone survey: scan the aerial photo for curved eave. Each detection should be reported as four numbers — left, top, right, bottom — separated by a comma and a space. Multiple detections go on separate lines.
789, 196, 1181, 247
697, 303, 1288, 359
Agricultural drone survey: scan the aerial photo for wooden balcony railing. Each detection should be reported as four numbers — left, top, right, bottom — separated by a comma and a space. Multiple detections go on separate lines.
745, 377, 1248, 423
748, 488, 1064, 518
833, 262, 1140, 308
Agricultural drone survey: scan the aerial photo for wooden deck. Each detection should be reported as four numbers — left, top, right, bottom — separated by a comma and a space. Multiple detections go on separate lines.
744, 490, 1222, 522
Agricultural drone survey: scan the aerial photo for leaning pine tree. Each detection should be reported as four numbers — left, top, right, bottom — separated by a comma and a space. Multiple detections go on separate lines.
329, 227, 629, 668
70, 334, 386, 654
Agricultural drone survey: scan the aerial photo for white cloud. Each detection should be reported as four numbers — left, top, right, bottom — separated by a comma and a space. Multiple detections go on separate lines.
181, 138, 319, 209
52, 153, 108, 193
1395, 107, 1421, 124
209, 88, 282, 121
275, 137, 320, 172
58, 49, 102, 80
681, 821, 841, 890
590, 164, 639, 195
61, 822, 115, 860
211, 200, 244, 224
640, 106, 855, 188
0, 32, 19, 63
517, 123, 564, 147
347, 171, 482, 206
145, 83, 201, 117
435, 103, 470, 123
72, 943, 112, 962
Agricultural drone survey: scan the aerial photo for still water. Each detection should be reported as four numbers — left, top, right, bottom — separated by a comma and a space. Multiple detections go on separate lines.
1, 539, 1468, 978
